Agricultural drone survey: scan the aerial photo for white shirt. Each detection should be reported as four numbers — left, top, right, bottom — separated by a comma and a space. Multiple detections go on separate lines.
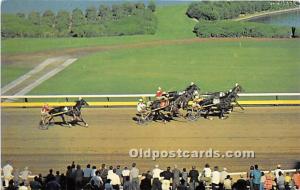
84, 168, 93, 177
108, 173, 121, 185
220, 171, 228, 183
19, 186, 28, 190
137, 103, 146, 112
274, 169, 283, 179
152, 168, 163, 178
203, 167, 212, 178
20, 170, 31, 180
91, 169, 97, 177
3, 164, 13, 177
122, 169, 130, 177
223, 179, 232, 190
107, 170, 114, 179
90, 175, 103, 187
211, 171, 221, 184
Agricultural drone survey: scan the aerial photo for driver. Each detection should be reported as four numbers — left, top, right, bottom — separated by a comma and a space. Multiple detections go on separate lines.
41, 103, 52, 116
137, 99, 146, 114
160, 92, 169, 108
156, 87, 163, 100
192, 95, 204, 109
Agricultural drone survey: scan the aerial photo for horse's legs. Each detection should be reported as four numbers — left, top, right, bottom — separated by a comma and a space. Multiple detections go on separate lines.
61, 115, 71, 127
79, 115, 88, 127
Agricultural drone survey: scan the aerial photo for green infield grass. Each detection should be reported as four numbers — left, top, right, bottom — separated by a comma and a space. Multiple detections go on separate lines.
29, 39, 300, 94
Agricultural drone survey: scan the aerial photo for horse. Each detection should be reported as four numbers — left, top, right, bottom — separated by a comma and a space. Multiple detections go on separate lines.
48, 98, 89, 127
199, 84, 243, 119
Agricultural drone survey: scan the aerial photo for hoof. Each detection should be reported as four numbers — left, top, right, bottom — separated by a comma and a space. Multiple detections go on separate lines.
85, 124, 89, 127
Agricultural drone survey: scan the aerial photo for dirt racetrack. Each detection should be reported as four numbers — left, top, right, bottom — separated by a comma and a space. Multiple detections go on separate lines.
1, 106, 300, 175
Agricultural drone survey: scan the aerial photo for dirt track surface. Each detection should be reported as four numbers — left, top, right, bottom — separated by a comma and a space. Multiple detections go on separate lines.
1, 107, 300, 175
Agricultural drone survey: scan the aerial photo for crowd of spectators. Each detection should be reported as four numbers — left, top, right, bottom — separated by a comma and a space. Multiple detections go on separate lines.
2, 161, 300, 190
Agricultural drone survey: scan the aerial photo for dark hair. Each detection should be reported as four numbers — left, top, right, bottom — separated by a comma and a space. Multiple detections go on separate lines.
109, 166, 113, 170
92, 166, 96, 169
87, 164, 91, 168
49, 169, 53, 173
261, 172, 265, 176
254, 165, 258, 169
132, 163, 136, 167
56, 171, 60, 175
205, 164, 209, 168
106, 179, 111, 183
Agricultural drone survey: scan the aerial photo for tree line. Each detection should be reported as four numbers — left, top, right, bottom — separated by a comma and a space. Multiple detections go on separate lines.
186, 1, 298, 21
2, 1, 157, 38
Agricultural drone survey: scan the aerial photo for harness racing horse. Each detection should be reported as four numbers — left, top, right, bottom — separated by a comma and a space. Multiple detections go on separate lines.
199, 84, 243, 119
47, 98, 89, 127
147, 84, 200, 121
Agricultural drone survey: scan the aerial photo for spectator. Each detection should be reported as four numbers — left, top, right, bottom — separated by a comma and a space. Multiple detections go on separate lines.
202, 164, 211, 185
172, 165, 181, 190
46, 169, 55, 184
20, 167, 31, 186
247, 166, 254, 190
83, 164, 93, 186
274, 165, 284, 180
90, 170, 103, 189
122, 166, 130, 185
293, 170, 300, 189
37, 174, 44, 189
177, 179, 188, 190
181, 168, 188, 186
60, 173, 66, 190
3, 161, 14, 187
121, 176, 131, 190
99, 164, 108, 183
104, 179, 113, 190
252, 165, 261, 190
223, 175, 232, 190
277, 171, 285, 190
140, 174, 151, 190
12, 168, 20, 188
260, 172, 265, 190
130, 163, 140, 190
211, 166, 220, 190
189, 166, 199, 190
66, 166, 74, 190
46, 176, 61, 190
55, 171, 61, 184
264, 171, 274, 190
152, 164, 163, 190
232, 175, 247, 190
6, 179, 18, 190
108, 166, 114, 178
116, 165, 122, 179
161, 167, 173, 190
285, 172, 292, 190
30, 176, 42, 190
74, 164, 84, 190
18, 182, 28, 190
91, 166, 97, 177
109, 169, 121, 190
220, 168, 228, 190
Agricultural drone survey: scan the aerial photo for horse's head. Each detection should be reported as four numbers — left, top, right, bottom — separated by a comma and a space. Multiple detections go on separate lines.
75, 98, 89, 109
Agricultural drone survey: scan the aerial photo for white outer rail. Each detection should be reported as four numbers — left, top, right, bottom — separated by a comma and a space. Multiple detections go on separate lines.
1, 93, 300, 99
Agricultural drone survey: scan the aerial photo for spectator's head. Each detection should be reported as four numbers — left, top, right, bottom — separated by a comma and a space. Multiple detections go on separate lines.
205, 163, 209, 168
77, 165, 81, 170
167, 167, 171, 171
180, 179, 185, 185
39, 173, 42, 178
101, 164, 106, 169
183, 168, 186, 172
72, 161, 75, 167
34, 176, 38, 181
279, 171, 283, 176
24, 166, 29, 170
92, 166, 96, 169
117, 165, 120, 169
192, 166, 196, 170
109, 166, 113, 170
240, 174, 244, 179
286, 172, 290, 176
113, 169, 117, 173
261, 172, 265, 176
214, 166, 219, 171
132, 163, 136, 167
49, 169, 53, 174
67, 165, 71, 170
124, 166, 128, 170
106, 179, 111, 184
254, 165, 258, 169
71, 164, 75, 169
56, 171, 60, 175
226, 175, 231, 179
8, 179, 14, 186
250, 166, 254, 170
95, 171, 100, 176
277, 164, 281, 169
87, 164, 91, 168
